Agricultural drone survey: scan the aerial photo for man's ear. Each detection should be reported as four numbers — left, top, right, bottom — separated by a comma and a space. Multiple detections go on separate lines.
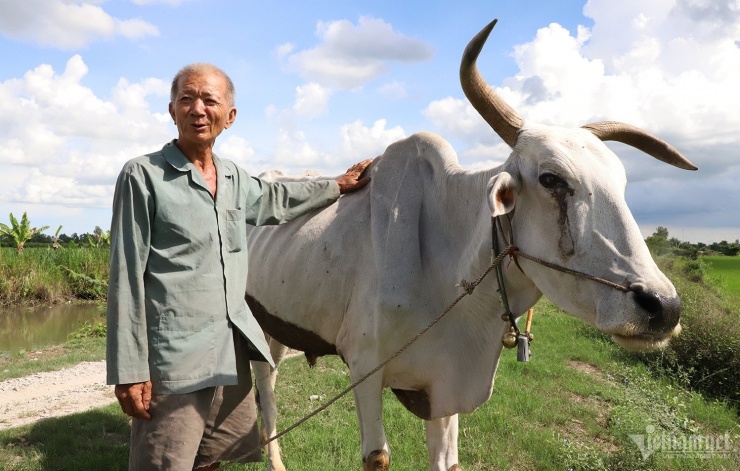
168, 102, 176, 123
487, 172, 520, 217
225, 107, 237, 129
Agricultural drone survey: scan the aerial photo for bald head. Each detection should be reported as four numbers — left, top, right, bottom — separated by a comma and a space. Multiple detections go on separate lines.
170, 63, 235, 107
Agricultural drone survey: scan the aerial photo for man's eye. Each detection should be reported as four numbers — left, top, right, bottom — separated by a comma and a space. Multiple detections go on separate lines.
539, 173, 568, 190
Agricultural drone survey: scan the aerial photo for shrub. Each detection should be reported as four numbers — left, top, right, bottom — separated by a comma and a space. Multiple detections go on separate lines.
681, 258, 707, 282
68, 321, 107, 340
635, 257, 740, 407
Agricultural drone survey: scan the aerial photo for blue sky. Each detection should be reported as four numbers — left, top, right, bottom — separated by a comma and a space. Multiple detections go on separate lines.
0, 0, 738, 243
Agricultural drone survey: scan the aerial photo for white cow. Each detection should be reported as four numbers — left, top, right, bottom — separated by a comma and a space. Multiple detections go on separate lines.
247, 20, 696, 471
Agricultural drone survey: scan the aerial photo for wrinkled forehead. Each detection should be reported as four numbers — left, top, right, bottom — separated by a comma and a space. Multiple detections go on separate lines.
514, 124, 627, 184
176, 72, 229, 97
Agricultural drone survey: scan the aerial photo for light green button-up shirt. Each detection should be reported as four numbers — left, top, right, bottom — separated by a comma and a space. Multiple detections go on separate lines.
106, 140, 340, 394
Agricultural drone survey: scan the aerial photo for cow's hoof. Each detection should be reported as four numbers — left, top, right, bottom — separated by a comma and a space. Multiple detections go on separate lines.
448, 465, 463, 471
363, 449, 390, 471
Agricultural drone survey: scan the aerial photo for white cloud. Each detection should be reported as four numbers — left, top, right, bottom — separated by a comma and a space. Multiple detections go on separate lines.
422, 96, 493, 142
216, 135, 256, 170
252, 119, 405, 176
132, 0, 190, 5
377, 81, 408, 99
270, 129, 324, 171
336, 119, 406, 162
117, 18, 159, 40
459, 144, 511, 168
284, 16, 434, 89
0, 0, 158, 49
0, 55, 170, 146
276, 42, 295, 58
4, 168, 112, 208
0, 55, 171, 208
293, 82, 332, 118
251, 17, 427, 174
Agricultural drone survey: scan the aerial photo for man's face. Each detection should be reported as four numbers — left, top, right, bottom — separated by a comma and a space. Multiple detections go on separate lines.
169, 72, 236, 149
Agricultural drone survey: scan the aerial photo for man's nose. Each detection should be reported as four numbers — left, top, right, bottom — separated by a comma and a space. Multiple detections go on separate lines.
190, 99, 206, 115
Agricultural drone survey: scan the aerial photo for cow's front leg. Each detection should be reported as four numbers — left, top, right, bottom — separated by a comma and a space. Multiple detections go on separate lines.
351, 368, 390, 471
425, 414, 460, 471
252, 339, 289, 471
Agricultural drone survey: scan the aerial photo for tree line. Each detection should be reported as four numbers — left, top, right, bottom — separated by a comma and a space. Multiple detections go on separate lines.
1, 213, 738, 257
0, 212, 110, 253
645, 226, 740, 257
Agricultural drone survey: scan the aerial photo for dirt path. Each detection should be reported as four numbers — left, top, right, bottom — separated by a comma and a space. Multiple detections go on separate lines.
0, 360, 115, 429
0, 350, 304, 430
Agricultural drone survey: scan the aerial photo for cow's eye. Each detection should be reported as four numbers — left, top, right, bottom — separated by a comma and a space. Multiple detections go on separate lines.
539, 173, 568, 190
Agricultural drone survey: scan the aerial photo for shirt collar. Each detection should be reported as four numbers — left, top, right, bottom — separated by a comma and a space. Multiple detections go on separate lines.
161, 139, 234, 177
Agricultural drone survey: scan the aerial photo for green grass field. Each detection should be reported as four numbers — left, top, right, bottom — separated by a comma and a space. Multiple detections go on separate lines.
704, 255, 740, 297
1, 254, 738, 470
1, 299, 738, 471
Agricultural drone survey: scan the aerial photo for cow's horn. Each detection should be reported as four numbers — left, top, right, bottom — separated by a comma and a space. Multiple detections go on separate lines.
583, 121, 698, 171
460, 19, 523, 148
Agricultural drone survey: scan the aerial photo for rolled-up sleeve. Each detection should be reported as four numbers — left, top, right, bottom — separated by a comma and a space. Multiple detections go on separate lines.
106, 165, 153, 385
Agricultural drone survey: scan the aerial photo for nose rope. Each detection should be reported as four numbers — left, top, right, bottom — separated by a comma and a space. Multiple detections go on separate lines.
513, 250, 631, 293
492, 216, 631, 293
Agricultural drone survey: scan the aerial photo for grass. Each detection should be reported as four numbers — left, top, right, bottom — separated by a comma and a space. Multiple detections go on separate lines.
0, 405, 129, 471
0, 303, 106, 380
0, 337, 105, 382
1, 299, 737, 470
0, 247, 109, 306
704, 255, 740, 297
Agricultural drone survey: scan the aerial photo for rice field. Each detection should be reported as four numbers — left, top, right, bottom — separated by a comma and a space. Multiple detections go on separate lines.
703, 255, 740, 296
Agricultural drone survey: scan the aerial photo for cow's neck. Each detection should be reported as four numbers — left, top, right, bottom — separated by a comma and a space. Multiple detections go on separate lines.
435, 168, 542, 319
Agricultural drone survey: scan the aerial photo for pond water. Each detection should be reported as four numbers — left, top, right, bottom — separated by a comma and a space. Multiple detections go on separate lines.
0, 302, 105, 355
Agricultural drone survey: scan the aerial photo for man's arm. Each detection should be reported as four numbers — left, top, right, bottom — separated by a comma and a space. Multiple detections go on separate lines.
107, 166, 153, 395
244, 159, 372, 226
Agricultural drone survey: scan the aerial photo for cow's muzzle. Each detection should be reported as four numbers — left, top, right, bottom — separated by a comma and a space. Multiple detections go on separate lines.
629, 283, 681, 335
609, 284, 682, 351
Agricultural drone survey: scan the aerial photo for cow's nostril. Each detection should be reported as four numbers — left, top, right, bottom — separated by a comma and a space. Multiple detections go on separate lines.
630, 284, 681, 333
631, 285, 662, 316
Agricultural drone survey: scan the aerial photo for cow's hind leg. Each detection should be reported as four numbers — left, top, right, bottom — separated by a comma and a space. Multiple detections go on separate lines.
425, 414, 460, 471
252, 338, 290, 471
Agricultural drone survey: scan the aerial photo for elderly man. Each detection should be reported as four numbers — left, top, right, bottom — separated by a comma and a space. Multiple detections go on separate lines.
106, 63, 370, 470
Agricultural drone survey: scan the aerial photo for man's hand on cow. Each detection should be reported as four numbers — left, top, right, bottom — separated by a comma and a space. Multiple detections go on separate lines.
115, 380, 153, 420
336, 159, 372, 194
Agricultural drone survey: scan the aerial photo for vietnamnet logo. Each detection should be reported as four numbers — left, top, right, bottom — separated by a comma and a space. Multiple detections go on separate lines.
629, 425, 737, 460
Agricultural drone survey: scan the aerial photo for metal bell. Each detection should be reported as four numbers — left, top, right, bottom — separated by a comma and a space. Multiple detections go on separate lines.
517, 333, 531, 362
502, 327, 518, 349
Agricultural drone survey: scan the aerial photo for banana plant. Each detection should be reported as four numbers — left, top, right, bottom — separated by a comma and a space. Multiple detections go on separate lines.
86, 226, 111, 248
0, 212, 50, 253
52, 225, 63, 250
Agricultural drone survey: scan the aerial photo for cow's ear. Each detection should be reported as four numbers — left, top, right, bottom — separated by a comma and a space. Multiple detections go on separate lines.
487, 172, 520, 217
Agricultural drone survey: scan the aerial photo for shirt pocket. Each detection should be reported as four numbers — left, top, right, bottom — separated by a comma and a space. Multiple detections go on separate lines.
226, 208, 246, 252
